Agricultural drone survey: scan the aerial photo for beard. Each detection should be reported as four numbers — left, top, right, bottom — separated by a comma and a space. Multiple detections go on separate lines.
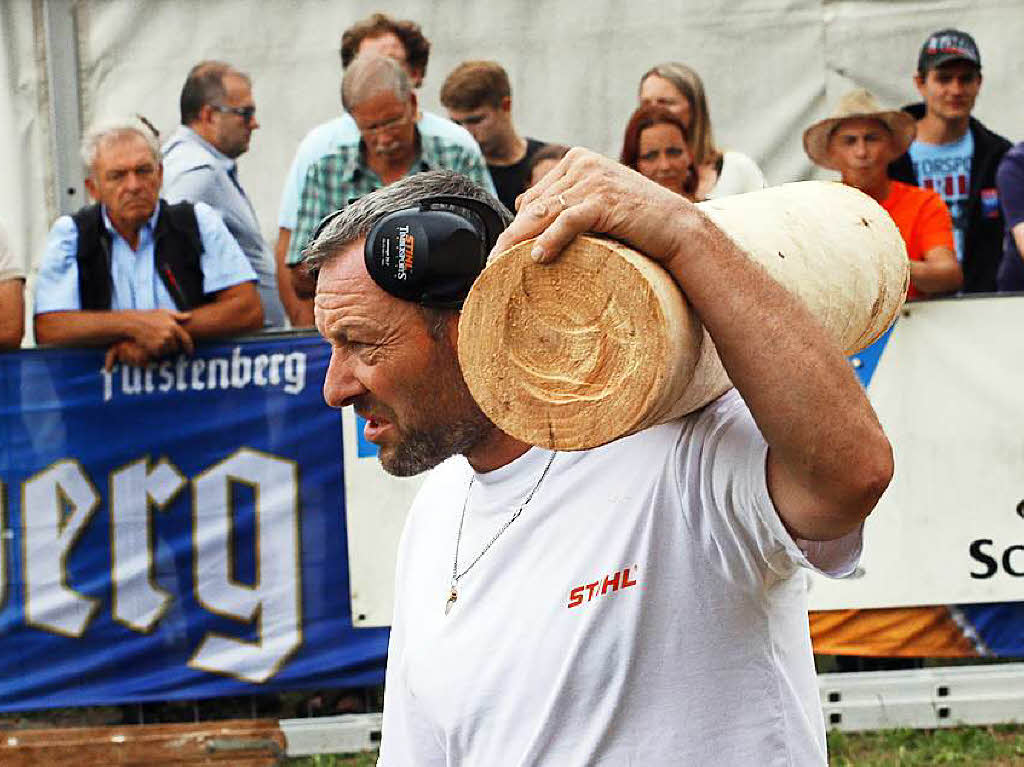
382, 409, 494, 477
368, 333, 495, 477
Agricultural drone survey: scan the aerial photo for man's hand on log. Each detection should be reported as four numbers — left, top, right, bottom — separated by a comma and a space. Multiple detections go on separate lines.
493, 148, 701, 269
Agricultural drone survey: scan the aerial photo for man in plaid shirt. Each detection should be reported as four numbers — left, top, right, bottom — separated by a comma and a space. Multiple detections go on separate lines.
287, 55, 494, 295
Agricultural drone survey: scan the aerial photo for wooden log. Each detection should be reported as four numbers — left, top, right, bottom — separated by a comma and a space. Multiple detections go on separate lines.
0, 718, 285, 766
458, 181, 909, 450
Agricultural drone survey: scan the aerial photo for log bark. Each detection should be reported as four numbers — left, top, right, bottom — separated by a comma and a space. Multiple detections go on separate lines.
458, 181, 910, 450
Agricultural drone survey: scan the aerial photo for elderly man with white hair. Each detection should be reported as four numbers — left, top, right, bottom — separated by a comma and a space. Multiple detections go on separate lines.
34, 117, 262, 369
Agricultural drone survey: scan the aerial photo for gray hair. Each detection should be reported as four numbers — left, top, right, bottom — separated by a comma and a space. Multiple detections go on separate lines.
80, 117, 161, 173
303, 170, 510, 337
341, 54, 412, 112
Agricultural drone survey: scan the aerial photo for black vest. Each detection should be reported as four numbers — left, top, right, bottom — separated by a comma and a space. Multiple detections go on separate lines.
71, 201, 207, 311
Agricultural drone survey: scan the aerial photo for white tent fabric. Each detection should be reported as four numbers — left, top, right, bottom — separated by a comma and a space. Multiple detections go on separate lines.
3, 0, 1022, 324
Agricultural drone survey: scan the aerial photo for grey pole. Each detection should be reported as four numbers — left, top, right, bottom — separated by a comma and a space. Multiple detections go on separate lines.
43, 0, 85, 216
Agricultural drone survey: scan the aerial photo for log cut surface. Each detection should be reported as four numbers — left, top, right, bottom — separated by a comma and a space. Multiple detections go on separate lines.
459, 182, 909, 451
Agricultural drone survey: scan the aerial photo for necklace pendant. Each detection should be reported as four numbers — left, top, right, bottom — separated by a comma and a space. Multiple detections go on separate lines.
445, 588, 458, 615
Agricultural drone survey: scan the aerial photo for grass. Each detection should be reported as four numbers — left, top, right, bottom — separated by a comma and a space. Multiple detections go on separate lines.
828, 725, 1024, 765
283, 755, 377, 766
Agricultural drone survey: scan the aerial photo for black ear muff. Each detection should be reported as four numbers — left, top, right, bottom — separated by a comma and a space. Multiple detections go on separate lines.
364, 195, 506, 308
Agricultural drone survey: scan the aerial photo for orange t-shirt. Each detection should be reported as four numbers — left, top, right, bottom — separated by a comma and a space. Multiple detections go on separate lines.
880, 180, 955, 300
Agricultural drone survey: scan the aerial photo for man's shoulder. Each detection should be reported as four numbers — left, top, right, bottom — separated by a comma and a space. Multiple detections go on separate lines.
969, 116, 1013, 156
306, 141, 362, 175
419, 111, 481, 153
891, 179, 943, 206
295, 115, 360, 160
162, 127, 217, 173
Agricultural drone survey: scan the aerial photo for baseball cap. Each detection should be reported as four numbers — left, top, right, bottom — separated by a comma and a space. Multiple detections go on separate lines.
918, 29, 981, 73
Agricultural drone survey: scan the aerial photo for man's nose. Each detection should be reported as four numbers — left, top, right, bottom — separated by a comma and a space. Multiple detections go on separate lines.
323, 349, 364, 408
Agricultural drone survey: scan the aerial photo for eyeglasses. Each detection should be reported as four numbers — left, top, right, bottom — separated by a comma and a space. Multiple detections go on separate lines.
358, 111, 414, 136
211, 104, 257, 121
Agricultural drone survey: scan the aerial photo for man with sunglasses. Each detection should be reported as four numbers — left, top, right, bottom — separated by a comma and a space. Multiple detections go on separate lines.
163, 60, 286, 328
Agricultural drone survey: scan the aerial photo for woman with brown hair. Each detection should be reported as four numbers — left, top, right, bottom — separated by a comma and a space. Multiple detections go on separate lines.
639, 62, 765, 199
620, 105, 698, 201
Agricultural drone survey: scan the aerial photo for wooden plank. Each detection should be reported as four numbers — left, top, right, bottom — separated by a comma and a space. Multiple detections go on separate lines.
0, 718, 285, 766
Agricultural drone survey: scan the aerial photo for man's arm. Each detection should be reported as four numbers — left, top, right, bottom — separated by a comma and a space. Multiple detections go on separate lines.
274, 228, 314, 326
0, 279, 24, 349
909, 192, 962, 295
181, 281, 262, 339
287, 162, 327, 301
997, 152, 1024, 278
910, 245, 962, 294
35, 308, 193, 355
496, 149, 893, 541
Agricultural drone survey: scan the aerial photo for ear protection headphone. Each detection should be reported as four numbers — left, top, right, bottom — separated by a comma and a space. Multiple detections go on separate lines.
359, 195, 507, 309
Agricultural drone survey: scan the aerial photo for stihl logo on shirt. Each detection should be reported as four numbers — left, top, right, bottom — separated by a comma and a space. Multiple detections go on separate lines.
567, 565, 638, 608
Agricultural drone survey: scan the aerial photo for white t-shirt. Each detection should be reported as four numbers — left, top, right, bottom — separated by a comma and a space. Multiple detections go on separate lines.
706, 150, 767, 199
378, 389, 861, 766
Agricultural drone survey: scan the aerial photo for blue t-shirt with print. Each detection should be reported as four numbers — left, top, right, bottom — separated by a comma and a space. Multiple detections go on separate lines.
909, 132, 974, 263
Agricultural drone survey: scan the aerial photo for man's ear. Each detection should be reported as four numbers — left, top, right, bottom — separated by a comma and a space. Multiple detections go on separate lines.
409, 90, 419, 115
913, 71, 926, 96
84, 176, 100, 203
410, 67, 425, 89
195, 103, 215, 127
500, 96, 512, 115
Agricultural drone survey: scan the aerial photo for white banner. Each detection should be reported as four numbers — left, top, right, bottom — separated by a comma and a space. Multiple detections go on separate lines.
346, 296, 1024, 624
808, 296, 1024, 609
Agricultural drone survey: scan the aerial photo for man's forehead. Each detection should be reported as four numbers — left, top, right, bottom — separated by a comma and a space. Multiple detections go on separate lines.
316, 238, 419, 329
317, 238, 382, 295
833, 118, 890, 137
930, 60, 980, 77
96, 134, 157, 168
359, 32, 408, 62
223, 73, 253, 102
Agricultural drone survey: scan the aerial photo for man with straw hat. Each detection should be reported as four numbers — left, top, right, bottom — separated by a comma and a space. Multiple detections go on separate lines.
804, 88, 962, 299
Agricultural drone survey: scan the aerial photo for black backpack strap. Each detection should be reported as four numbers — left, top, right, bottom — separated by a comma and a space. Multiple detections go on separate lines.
154, 200, 207, 310
70, 204, 114, 311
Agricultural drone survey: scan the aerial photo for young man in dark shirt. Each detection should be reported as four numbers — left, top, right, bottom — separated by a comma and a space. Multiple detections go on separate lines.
440, 60, 546, 213
888, 28, 1011, 293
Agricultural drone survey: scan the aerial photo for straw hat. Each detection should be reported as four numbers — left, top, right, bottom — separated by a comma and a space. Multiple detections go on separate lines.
803, 89, 917, 170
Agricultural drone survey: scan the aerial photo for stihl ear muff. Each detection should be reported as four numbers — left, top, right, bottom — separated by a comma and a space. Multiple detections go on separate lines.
362, 195, 506, 309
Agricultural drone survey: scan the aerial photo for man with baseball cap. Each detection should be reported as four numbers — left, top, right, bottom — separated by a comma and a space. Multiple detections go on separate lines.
805, 88, 961, 299
888, 28, 1011, 293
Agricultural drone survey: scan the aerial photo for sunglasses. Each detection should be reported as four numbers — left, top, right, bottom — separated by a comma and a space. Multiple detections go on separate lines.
211, 104, 257, 121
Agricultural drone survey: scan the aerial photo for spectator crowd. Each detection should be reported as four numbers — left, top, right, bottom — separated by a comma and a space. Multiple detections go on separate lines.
1, 15, 1021, 372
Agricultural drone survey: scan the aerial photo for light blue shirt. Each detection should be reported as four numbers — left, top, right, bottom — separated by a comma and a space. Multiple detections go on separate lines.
34, 201, 256, 314
162, 126, 286, 328
277, 110, 495, 229
909, 132, 974, 263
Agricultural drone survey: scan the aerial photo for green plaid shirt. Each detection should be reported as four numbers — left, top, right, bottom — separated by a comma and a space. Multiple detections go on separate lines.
287, 131, 496, 265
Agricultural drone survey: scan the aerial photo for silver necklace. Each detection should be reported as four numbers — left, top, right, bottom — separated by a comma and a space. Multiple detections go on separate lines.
445, 450, 557, 615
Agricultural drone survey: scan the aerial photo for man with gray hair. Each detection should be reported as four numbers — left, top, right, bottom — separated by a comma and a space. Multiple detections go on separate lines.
285, 54, 493, 305
162, 60, 286, 328
34, 117, 262, 369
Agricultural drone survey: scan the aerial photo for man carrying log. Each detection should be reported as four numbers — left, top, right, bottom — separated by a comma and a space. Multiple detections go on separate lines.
306, 150, 893, 765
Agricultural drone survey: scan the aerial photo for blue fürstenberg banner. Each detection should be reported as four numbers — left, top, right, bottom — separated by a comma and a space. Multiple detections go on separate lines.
0, 334, 389, 711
